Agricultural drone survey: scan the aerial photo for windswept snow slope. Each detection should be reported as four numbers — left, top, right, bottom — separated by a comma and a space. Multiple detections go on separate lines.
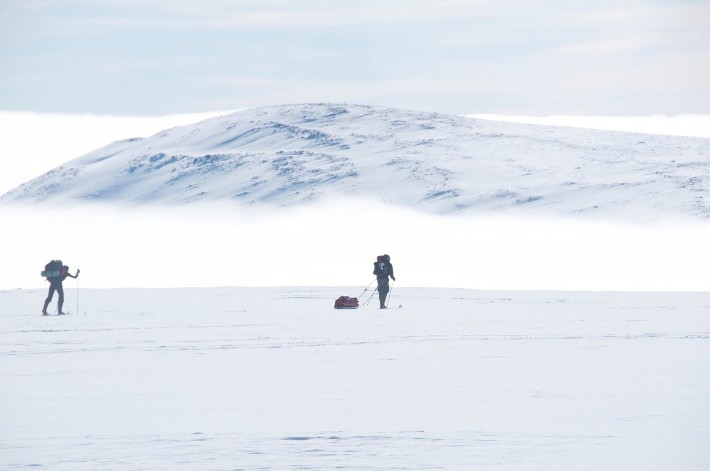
3, 103, 710, 220
1, 287, 709, 470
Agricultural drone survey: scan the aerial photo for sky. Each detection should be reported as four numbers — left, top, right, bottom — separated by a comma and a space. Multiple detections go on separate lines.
1, 0, 709, 116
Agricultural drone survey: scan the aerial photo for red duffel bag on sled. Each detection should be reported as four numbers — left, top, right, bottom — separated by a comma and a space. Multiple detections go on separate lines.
334, 296, 359, 309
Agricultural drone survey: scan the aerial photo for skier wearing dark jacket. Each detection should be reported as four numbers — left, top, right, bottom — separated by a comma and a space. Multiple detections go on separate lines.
373, 254, 395, 309
42, 264, 80, 315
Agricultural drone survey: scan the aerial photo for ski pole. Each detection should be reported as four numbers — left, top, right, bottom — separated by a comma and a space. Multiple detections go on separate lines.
357, 278, 376, 299
363, 285, 378, 306
385, 279, 394, 308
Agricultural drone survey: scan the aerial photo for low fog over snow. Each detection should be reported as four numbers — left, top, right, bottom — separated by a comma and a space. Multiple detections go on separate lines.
2, 201, 710, 292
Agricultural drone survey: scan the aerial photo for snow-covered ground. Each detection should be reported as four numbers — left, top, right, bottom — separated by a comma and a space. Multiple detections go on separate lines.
2, 286, 709, 470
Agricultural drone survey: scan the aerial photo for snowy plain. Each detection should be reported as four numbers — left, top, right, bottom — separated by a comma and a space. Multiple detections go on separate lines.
2, 286, 709, 470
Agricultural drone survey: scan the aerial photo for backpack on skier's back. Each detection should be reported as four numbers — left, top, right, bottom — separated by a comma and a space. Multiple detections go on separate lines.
41, 260, 63, 280
373, 254, 390, 277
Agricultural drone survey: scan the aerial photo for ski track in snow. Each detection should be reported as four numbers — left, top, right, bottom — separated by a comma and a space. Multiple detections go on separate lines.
2, 287, 710, 470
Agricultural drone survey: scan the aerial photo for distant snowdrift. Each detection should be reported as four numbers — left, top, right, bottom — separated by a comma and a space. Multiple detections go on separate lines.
4, 104, 710, 221
3, 201, 710, 291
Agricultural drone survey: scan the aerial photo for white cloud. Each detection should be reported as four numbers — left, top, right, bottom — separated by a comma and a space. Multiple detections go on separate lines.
556, 36, 653, 55
15, 0, 497, 32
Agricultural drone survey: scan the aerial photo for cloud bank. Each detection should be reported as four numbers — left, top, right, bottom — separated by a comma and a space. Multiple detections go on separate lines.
3, 201, 710, 292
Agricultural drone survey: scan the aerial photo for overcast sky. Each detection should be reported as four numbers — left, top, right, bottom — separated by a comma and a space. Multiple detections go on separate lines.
1, 0, 709, 116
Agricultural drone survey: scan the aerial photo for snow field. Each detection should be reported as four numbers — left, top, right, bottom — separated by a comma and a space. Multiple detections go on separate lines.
1, 287, 709, 470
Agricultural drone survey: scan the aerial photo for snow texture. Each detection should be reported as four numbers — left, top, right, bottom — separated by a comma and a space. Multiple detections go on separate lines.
2, 287, 710, 470
3, 103, 710, 221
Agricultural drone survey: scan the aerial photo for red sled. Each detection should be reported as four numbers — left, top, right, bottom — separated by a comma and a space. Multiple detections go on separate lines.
334, 296, 359, 309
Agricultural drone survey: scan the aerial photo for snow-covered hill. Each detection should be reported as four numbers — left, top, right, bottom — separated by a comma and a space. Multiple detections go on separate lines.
3, 103, 710, 220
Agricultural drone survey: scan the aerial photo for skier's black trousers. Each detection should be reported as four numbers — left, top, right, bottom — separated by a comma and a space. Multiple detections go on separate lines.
377, 277, 389, 307
44, 281, 64, 312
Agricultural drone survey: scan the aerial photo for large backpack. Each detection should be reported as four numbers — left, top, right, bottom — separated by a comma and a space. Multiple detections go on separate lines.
41, 260, 63, 280
373, 254, 390, 277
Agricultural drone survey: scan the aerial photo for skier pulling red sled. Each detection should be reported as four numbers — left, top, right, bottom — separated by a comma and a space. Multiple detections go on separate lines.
334, 254, 396, 310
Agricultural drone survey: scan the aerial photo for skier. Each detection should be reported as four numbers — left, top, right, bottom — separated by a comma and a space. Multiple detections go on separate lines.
373, 254, 395, 309
42, 263, 80, 315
